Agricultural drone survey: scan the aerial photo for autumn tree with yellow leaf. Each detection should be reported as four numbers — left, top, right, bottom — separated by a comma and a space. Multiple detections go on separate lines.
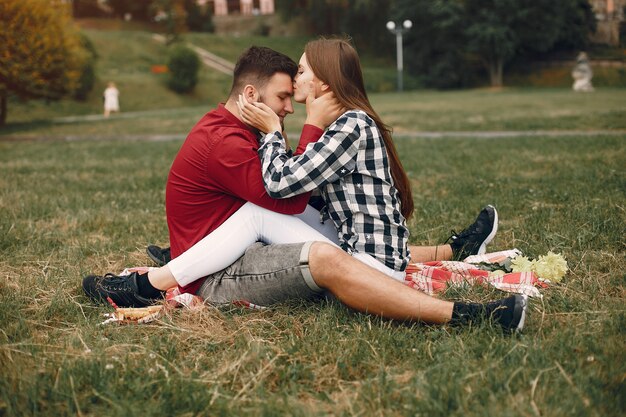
0, 0, 88, 125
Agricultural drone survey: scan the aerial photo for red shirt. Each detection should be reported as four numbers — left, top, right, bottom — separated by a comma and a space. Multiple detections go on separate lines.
166, 104, 322, 294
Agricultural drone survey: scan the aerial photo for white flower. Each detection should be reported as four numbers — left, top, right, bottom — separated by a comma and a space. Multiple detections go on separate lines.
510, 255, 534, 273
532, 251, 568, 282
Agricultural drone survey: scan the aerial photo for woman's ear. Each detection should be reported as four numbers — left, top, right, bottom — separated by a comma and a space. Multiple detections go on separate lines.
243, 84, 260, 102
319, 82, 330, 93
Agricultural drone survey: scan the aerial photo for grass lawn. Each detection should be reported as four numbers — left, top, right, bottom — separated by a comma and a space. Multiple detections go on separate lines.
0, 96, 624, 416
3, 88, 626, 139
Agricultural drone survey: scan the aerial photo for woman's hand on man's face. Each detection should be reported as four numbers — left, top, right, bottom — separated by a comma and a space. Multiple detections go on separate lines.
237, 94, 282, 134
305, 87, 347, 130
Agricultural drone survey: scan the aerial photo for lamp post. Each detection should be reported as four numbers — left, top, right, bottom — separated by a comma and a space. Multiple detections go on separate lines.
386, 19, 412, 92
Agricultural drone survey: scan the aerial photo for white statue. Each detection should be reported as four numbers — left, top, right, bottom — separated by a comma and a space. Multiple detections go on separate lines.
572, 52, 594, 92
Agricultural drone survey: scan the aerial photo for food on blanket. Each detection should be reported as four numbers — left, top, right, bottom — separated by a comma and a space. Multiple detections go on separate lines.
113, 305, 164, 321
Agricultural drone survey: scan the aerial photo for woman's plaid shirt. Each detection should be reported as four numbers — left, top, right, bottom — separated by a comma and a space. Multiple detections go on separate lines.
259, 110, 410, 272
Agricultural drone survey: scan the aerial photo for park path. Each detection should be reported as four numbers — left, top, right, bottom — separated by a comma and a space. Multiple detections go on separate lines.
2, 127, 625, 143
152, 34, 234, 75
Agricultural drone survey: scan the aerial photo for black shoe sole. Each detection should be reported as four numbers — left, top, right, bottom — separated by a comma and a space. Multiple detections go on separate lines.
146, 245, 168, 267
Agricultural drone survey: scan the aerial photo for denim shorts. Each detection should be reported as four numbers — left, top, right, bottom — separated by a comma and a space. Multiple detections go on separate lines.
196, 241, 323, 305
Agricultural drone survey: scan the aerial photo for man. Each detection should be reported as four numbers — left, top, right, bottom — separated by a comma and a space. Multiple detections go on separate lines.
83, 46, 527, 332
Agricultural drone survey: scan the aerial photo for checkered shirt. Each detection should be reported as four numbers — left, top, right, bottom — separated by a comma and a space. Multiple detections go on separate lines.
259, 110, 410, 272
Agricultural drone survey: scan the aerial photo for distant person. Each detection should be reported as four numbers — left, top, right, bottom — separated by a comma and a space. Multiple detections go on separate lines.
572, 52, 594, 93
103, 82, 120, 117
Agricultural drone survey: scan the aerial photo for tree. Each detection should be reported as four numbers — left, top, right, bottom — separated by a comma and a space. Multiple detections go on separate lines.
184, 0, 214, 33
393, 0, 597, 88
464, 0, 566, 87
73, 33, 98, 101
152, 0, 187, 44
0, 0, 87, 125
275, 0, 392, 55
391, 0, 469, 89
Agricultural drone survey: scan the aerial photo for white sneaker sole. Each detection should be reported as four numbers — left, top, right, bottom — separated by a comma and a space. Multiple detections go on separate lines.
515, 295, 528, 333
477, 205, 498, 255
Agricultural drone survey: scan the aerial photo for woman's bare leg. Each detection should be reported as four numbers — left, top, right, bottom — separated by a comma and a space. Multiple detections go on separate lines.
408, 244, 453, 262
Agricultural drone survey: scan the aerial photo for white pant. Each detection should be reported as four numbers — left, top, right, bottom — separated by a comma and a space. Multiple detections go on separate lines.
168, 202, 405, 286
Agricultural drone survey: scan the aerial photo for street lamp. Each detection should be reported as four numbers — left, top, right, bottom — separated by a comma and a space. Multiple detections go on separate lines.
386, 19, 413, 92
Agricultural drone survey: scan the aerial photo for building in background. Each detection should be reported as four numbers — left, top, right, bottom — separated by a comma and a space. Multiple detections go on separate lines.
590, 0, 624, 45
199, 0, 274, 16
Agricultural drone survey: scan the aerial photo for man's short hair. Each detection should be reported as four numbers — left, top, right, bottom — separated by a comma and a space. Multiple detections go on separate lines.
229, 46, 298, 97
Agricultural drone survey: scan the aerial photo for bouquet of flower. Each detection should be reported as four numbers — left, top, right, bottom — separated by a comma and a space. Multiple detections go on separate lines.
476, 251, 568, 283
510, 251, 568, 282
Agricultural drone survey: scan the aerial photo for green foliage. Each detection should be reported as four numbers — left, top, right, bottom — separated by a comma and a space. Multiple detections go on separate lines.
0, 0, 88, 124
275, 0, 393, 56
184, 0, 214, 33
73, 33, 98, 101
549, 0, 596, 52
392, 0, 598, 88
166, 45, 200, 93
391, 0, 470, 89
152, 0, 186, 44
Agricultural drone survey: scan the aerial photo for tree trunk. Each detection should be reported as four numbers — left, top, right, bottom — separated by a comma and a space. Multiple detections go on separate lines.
0, 89, 7, 126
488, 58, 504, 88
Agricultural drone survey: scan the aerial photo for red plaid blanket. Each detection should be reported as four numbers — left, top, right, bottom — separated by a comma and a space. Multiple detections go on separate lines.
405, 249, 546, 298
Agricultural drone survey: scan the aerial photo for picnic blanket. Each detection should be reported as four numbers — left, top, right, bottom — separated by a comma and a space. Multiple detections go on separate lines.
101, 249, 547, 324
405, 249, 547, 298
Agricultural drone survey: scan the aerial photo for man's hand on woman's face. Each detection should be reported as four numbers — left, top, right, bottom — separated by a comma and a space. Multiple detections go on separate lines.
237, 94, 282, 134
305, 85, 347, 130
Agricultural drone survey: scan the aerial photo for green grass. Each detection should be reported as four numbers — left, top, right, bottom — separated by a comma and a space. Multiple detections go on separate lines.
1, 126, 624, 415
3, 88, 626, 139
1, 26, 625, 415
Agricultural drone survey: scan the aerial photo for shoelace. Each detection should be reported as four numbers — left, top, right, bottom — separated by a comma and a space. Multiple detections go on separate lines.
445, 229, 462, 244
100, 273, 134, 292
448, 221, 480, 241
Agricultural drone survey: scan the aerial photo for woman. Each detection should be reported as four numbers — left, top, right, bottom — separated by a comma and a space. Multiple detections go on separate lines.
85, 39, 494, 306
238, 38, 414, 280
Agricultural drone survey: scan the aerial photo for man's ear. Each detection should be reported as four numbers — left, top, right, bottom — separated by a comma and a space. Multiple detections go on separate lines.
243, 84, 260, 102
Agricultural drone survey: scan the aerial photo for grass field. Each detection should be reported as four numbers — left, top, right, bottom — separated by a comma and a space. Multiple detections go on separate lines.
4, 88, 626, 139
1, 85, 625, 415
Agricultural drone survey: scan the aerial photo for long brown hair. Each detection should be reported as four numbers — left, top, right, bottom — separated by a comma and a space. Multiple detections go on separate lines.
304, 38, 414, 219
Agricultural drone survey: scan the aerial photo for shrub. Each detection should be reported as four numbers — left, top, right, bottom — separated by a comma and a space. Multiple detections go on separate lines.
166, 45, 200, 93
73, 33, 98, 101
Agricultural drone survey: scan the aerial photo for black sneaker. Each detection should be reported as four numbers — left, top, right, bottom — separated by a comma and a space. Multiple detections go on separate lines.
485, 294, 528, 333
146, 245, 171, 267
447, 205, 498, 260
82, 272, 158, 308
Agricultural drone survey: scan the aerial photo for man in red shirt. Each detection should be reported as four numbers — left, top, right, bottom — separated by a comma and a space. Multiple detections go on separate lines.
84, 46, 527, 332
